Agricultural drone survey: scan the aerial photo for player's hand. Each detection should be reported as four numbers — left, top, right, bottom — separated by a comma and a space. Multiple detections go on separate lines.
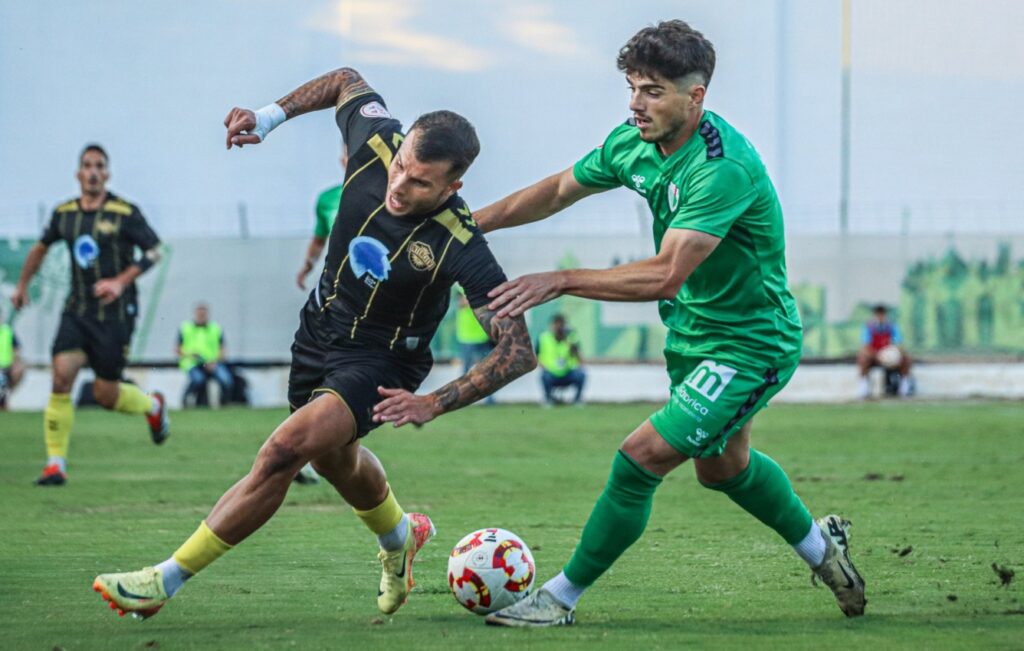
296, 262, 313, 289
372, 387, 440, 428
224, 107, 261, 149
487, 271, 566, 318
93, 278, 125, 305
10, 286, 29, 310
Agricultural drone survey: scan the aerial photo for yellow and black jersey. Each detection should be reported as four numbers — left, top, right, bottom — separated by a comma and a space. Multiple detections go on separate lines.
40, 193, 160, 322
312, 92, 506, 354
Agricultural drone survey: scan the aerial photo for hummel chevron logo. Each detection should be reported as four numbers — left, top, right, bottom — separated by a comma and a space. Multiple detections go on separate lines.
117, 582, 157, 601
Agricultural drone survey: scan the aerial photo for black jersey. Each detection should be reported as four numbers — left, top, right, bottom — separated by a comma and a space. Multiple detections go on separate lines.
313, 92, 506, 354
40, 193, 160, 322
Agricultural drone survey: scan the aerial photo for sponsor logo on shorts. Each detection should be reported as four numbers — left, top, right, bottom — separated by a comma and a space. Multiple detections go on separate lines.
686, 427, 710, 448
360, 101, 392, 119
684, 360, 737, 402
675, 386, 708, 419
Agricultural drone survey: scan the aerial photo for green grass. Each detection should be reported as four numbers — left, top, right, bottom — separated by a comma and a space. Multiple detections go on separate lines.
1, 402, 1022, 650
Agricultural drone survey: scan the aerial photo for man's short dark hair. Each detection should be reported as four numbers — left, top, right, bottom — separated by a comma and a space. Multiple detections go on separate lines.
873, 304, 888, 315
617, 20, 716, 87
408, 110, 480, 180
80, 143, 109, 165
551, 314, 566, 325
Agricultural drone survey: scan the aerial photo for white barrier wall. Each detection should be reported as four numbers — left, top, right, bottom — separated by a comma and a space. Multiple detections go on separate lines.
5, 362, 1023, 412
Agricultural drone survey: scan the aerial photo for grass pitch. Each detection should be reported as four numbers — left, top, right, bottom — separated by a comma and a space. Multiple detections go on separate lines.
1, 401, 1022, 650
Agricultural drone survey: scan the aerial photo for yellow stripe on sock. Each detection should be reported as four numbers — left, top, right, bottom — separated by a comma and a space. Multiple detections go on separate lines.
353, 485, 404, 536
44, 393, 73, 458
172, 521, 234, 575
113, 382, 154, 415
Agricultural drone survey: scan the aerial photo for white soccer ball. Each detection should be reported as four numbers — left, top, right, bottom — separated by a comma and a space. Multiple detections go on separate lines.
877, 344, 902, 369
447, 527, 536, 615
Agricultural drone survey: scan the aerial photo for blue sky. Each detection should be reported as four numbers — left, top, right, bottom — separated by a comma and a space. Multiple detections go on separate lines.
1, 0, 1022, 236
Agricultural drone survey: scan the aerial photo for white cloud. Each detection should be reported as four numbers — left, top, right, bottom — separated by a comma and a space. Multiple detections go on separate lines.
499, 3, 590, 58
307, 0, 492, 73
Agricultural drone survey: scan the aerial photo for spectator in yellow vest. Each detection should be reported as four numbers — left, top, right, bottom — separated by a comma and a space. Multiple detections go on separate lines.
454, 289, 496, 404
176, 303, 232, 407
537, 313, 585, 405
0, 321, 26, 410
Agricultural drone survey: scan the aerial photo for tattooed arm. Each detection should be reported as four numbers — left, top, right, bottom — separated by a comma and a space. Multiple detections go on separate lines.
275, 67, 370, 119
372, 307, 537, 428
224, 67, 371, 148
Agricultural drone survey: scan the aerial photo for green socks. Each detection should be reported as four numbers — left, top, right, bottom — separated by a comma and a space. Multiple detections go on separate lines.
702, 448, 812, 545
563, 450, 662, 586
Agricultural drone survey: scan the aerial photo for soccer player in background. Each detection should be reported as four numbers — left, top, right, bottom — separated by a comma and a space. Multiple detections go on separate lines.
0, 318, 26, 409
296, 143, 347, 290
476, 21, 866, 626
293, 143, 349, 484
93, 67, 536, 620
10, 144, 169, 486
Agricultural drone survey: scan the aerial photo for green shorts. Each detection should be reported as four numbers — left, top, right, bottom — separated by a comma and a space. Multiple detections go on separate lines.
649, 354, 797, 459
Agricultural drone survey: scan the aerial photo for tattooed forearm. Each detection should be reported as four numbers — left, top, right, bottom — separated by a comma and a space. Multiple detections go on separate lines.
430, 306, 537, 414
276, 67, 371, 119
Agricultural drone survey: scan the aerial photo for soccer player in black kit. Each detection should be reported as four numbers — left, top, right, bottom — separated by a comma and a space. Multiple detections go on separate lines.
93, 67, 537, 620
11, 144, 170, 486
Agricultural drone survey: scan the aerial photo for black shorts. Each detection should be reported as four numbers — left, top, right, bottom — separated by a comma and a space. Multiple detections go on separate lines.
52, 312, 134, 381
288, 301, 432, 438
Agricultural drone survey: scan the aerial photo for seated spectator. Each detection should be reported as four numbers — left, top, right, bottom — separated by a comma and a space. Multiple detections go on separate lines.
857, 304, 913, 399
537, 314, 585, 405
177, 303, 233, 407
0, 321, 26, 409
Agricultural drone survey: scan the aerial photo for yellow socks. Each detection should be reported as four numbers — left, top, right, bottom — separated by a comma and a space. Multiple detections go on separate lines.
354, 484, 405, 536
172, 521, 234, 575
44, 393, 73, 459
113, 382, 154, 415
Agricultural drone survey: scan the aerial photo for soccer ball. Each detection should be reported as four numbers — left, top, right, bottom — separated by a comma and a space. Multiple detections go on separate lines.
447, 528, 536, 615
877, 344, 902, 369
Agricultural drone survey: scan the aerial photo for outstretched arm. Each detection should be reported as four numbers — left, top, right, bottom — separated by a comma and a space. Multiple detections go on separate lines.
487, 228, 722, 317
372, 307, 537, 427
224, 67, 371, 148
473, 167, 605, 233
10, 242, 49, 310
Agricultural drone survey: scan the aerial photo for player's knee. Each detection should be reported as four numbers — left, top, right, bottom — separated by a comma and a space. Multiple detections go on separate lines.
93, 382, 118, 409
253, 435, 304, 481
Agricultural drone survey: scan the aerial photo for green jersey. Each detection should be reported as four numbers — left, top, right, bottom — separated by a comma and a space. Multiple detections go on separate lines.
573, 111, 802, 366
314, 184, 343, 239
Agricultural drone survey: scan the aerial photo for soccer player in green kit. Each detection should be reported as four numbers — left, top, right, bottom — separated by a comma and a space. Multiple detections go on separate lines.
477, 20, 866, 626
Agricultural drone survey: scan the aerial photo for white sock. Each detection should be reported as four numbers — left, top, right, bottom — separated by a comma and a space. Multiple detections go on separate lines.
377, 514, 409, 552
156, 557, 191, 597
47, 456, 66, 473
542, 571, 586, 608
793, 521, 827, 567
857, 377, 870, 399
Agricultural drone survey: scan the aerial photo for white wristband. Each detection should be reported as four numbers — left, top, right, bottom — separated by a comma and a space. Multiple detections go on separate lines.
251, 103, 286, 142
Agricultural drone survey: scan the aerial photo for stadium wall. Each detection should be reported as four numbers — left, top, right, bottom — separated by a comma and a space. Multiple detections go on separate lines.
3, 233, 1024, 364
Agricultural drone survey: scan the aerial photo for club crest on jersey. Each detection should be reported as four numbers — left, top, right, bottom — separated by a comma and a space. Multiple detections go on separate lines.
408, 241, 436, 271
349, 236, 391, 286
668, 182, 680, 213
73, 234, 99, 269
360, 101, 392, 119
96, 218, 117, 235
